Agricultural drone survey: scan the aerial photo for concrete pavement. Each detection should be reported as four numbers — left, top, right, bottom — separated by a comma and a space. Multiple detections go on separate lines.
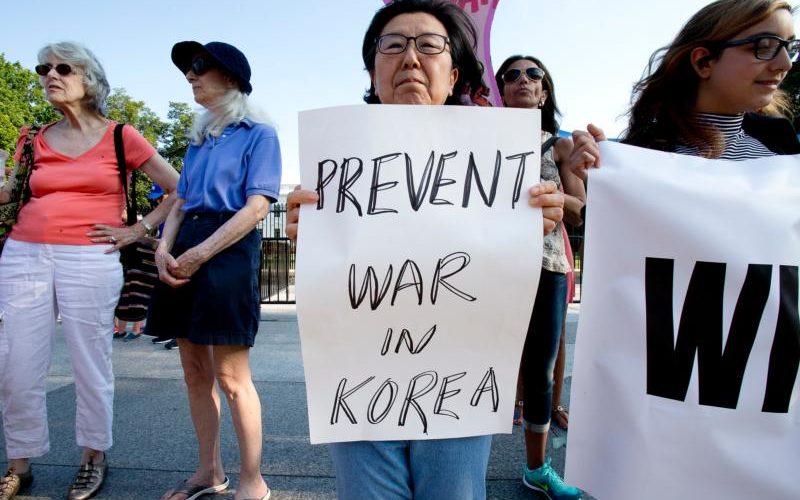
1, 304, 584, 499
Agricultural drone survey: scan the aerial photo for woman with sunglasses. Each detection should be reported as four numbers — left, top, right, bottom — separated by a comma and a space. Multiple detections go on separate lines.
0, 42, 178, 500
494, 55, 588, 500
622, 0, 800, 157
285, 2, 601, 498
145, 41, 280, 500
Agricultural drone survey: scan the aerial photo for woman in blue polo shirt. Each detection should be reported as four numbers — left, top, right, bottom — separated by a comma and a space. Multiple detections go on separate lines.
146, 41, 280, 500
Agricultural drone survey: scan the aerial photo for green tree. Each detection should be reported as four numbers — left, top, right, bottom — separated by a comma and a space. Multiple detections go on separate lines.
0, 53, 58, 170
106, 88, 167, 145
159, 101, 195, 173
105, 88, 169, 211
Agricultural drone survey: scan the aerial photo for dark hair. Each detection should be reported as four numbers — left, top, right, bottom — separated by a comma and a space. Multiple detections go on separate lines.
495, 55, 561, 134
361, 0, 486, 105
620, 0, 793, 156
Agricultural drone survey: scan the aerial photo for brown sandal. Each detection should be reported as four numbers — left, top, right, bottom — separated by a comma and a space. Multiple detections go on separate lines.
551, 405, 569, 430
0, 467, 33, 500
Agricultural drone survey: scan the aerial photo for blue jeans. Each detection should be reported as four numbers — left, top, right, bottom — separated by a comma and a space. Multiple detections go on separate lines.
329, 436, 492, 500
522, 269, 567, 431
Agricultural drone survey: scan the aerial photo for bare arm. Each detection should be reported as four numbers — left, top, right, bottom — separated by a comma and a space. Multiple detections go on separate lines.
134, 153, 180, 231
0, 150, 9, 203
0, 152, 18, 204
87, 152, 181, 251
553, 138, 587, 227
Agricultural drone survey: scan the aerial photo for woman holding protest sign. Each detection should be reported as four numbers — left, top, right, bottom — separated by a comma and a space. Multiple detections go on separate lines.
494, 54, 588, 499
621, 0, 800, 156
0, 42, 178, 500
145, 41, 281, 500
286, 1, 601, 498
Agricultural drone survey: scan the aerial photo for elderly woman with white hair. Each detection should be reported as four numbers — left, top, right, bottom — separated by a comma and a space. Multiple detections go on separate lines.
145, 41, 281, 500
0, 42, 178, 500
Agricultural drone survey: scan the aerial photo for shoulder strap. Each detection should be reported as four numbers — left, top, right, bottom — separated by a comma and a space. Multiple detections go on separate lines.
113, 124, 138, 226
541, 136, 559, 156
19, 125, 40, 204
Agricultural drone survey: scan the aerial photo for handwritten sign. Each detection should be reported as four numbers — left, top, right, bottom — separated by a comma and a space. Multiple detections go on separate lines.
566, 142, 800, 500
382, 0, 501, 106
296, 104, 542, 443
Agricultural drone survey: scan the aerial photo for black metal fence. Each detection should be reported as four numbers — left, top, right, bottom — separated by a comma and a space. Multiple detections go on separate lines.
259, 204, 296, 303
566, 224, 585, 303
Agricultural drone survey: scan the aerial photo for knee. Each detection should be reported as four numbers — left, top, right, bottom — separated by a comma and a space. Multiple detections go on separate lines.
215, 369, 252, 402
182, 362, 215, 390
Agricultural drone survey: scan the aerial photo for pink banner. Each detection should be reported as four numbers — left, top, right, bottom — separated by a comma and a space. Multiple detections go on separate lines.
381, 0, 501, 106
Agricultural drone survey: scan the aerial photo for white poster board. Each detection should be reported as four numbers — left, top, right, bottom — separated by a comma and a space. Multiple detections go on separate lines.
296, 105, 542, 443
566, 141, 800, 500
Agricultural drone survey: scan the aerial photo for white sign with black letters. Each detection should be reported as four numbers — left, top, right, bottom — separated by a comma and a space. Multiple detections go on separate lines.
566, 142, 800, 500
296, 105, 542, 443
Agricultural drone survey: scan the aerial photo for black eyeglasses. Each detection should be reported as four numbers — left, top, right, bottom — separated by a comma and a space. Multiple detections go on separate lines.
717, 34, 800, 61
34, 63, 75, 77
376, 33, 450, 55
502, 67, 545, 83
189, 56, 217, 76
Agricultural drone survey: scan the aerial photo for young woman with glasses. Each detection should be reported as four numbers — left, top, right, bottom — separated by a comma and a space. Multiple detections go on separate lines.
494, 55, 590, 500
622, 0, 800, 157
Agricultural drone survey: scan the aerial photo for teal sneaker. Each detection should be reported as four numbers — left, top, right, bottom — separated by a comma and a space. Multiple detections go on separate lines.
522, 458, 582, 500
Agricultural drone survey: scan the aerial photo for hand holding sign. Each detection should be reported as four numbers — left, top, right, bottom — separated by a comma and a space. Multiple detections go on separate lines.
567, 124, 606, 180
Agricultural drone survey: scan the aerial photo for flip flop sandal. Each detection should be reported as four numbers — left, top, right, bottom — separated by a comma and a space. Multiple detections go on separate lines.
240, 488, 271, 500
551, 405, 569, 430
166, 476, 229, 500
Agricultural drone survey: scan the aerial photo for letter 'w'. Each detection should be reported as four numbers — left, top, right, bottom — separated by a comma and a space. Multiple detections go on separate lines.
349, 264, 393, 310
645, 258, 777, 409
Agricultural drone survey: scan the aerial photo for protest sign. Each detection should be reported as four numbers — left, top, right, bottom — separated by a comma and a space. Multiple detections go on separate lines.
296, 104, 542, 443
566, 142, 800, 500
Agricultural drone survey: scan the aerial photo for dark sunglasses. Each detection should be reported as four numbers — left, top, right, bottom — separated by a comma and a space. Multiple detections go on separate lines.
34, 63, 75, 77
717, 34, 800, 62
189, 56, 217, 75
502, 67, 545, 83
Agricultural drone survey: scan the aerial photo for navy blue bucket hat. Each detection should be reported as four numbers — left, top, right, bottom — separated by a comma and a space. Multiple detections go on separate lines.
171, 41, 252, 94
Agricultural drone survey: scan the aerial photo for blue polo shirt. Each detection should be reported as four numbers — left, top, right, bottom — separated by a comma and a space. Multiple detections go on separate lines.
178, 119, 282, 212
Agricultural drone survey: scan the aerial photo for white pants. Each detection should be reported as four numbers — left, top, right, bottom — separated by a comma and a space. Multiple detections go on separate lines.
0, 239, 122, 458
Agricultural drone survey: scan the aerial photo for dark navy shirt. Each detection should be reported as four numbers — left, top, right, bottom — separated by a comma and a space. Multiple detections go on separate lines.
178, 119, 282, 212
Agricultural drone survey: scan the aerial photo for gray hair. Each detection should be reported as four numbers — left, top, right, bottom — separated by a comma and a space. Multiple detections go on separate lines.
191, 89, 272, 144
37, 42, 111, 116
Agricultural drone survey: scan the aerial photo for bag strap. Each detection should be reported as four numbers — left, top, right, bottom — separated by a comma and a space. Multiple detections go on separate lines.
17, 125, 40, 204
541, 135, 559, 156
113, 123, 138, 226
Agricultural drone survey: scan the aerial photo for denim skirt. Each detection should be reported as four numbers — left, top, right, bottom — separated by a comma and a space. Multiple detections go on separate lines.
145, 212, 261, 346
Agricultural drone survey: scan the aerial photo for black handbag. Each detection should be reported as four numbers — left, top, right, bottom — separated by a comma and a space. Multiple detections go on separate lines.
113, 124, 159, 322
0, 126, 39, 255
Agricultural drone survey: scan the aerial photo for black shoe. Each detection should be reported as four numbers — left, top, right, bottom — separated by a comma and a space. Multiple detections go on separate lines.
151, 336, 171, 344
165, 339, 179, 350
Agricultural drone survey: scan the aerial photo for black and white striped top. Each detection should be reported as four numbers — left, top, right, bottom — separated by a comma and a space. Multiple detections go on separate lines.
674, 113, 775, 160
